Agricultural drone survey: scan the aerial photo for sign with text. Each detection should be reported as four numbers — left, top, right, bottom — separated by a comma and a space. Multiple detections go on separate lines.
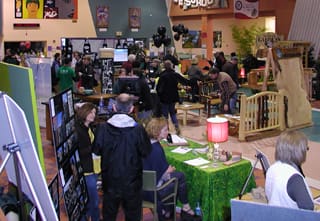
234, 0, 259, 19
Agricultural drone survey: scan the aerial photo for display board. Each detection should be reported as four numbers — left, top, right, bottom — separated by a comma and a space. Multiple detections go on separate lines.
48, 89, 88, 220
0, 62, 45, 171
0, 92, 58, 220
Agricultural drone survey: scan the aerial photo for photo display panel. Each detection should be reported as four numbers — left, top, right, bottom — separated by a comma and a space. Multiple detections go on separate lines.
48, 89, 88, 220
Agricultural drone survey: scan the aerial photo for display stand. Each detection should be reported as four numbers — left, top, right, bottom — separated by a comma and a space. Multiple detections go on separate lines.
0, 92, 58, 220
48, 89, 88, 220
238, 148, 270, 199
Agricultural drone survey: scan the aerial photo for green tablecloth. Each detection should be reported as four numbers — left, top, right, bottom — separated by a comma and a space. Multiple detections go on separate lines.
163, 140, 256, 221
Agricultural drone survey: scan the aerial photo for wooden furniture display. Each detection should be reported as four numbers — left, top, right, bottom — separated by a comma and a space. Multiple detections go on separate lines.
175, 102, 205, 126
238, 91, 286, 141
163, 140, 255, 221
198, 81, 221, 117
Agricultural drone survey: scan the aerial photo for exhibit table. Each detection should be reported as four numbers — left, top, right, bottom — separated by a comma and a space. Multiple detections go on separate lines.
175, 102, 205, 126
163, 141, 256, 221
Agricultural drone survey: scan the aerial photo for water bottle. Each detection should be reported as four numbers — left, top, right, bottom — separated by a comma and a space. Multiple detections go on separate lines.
99, 96, 104, 113
195, 202, 202, 217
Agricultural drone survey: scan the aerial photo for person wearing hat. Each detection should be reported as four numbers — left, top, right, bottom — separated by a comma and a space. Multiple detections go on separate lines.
208, 67, 238, 114
222, 55, 240, 88
187, 57, 204, 102
25, 0, 40, 18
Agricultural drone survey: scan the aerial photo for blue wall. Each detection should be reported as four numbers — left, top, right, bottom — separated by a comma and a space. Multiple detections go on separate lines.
89, 0, 172, 43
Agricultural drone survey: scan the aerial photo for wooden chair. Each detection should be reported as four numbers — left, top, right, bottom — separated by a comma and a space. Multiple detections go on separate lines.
199, 81, 221, 117
142, 170, 179, 221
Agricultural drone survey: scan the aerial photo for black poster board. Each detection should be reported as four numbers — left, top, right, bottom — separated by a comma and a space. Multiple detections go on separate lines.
48, 88, 88, 221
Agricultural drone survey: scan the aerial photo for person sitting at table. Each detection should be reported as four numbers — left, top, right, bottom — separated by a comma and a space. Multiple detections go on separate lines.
143, 117, 194, 220
265, 130, 314, 210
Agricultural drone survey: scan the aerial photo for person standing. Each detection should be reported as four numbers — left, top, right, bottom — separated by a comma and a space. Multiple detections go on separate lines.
56, 58, 78, 92
51, 52, 61, 93
75, 103, 100, 221
222, 56, 240, 88
157, 60, 190, 134
187, 57, 203, 102
208, 67, 237, 114
265, 130, 314, 210
143, 117, 195, 220
93, 93, 152, 221
78, 55, 97, 90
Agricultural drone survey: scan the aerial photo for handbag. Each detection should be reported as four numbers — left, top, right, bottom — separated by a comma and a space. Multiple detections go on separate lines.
180, 210, 202, 221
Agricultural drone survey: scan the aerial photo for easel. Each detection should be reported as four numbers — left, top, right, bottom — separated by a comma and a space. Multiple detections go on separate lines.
0, 143, 46, 220
238, 151, 269, 200
0, 92, 58, 220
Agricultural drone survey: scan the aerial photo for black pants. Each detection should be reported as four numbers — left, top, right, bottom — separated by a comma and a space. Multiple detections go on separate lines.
102, 187, 142, 221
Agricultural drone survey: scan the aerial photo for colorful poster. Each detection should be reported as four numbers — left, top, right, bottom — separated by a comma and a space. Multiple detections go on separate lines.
18, 0, 78, 19
182, 30, 201, 48
22, 0, 44, 19
234, 0, 259, 19
96, 6, 109, 28
213, 31, 222, 48
129, 8, 141, 29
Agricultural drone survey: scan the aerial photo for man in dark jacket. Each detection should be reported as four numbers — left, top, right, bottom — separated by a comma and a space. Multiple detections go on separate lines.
93, 93, 152, 221
156, 60, 190, 134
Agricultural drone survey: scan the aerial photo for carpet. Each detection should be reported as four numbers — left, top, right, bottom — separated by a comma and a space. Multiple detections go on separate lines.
299, 109, 320, 143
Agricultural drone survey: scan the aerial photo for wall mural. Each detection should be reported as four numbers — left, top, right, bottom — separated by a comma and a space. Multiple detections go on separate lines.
15, 0, 78, 19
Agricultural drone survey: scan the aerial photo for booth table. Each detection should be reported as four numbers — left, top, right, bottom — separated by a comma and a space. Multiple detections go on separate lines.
175, 102, 205, 126
163, 141, 256, 221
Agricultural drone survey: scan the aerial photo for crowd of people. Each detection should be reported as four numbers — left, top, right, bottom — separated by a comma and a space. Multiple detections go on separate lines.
3, 46, 315, 219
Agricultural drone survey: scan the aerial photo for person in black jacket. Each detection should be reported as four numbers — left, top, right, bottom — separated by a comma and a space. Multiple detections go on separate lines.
93, 93, 152, 221
156, 60, 190, 134
75, 102, 100, 221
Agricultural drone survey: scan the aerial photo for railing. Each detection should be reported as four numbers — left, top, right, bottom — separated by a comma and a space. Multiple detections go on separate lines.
238, 91, 286, 141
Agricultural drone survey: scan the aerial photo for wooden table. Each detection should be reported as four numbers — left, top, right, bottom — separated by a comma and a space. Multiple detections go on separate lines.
164, 140, 255, 221
175, 102, 205, 126
74, 93, 116, 104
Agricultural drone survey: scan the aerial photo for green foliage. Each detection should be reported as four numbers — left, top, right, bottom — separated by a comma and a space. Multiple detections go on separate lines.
231, 24, 266, 60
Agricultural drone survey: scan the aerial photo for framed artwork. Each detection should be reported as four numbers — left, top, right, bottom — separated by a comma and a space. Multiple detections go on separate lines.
128, 8, 141, 29
15, 0, 23, 18
182, 30, 201, 48
96, 6, 109, 28
213, 31, 222, 48
22, 0, 44, 19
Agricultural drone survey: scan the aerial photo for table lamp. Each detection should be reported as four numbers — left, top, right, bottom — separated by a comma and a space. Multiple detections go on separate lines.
206, 117, 228, 161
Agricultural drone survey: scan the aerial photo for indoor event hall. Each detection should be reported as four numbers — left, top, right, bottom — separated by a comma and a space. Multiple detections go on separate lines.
1, 0, 320, 220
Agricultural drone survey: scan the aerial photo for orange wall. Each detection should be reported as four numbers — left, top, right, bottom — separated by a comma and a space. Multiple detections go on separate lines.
169, 0, 296, 59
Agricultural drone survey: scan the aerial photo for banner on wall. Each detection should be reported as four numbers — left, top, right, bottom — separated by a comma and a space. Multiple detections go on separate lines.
16, 0, 78, 19
234, 0, 259, 19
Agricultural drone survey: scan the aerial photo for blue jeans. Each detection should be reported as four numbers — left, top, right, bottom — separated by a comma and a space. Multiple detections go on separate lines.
229, 92, 238, 114
84, 174, 100, 221
161, 102, 179, 128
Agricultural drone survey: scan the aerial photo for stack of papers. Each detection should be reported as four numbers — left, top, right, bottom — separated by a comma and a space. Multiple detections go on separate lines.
171, 146, 192, 154
171, 134, 188, 144
184, 157, 210, 166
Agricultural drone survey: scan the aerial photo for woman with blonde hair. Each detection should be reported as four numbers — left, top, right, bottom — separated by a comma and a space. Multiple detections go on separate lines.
143, 117, 194, 220
265, 130, 314, 210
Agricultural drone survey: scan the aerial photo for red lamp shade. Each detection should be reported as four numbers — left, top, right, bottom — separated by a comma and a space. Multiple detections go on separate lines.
207, 117, 228, 143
